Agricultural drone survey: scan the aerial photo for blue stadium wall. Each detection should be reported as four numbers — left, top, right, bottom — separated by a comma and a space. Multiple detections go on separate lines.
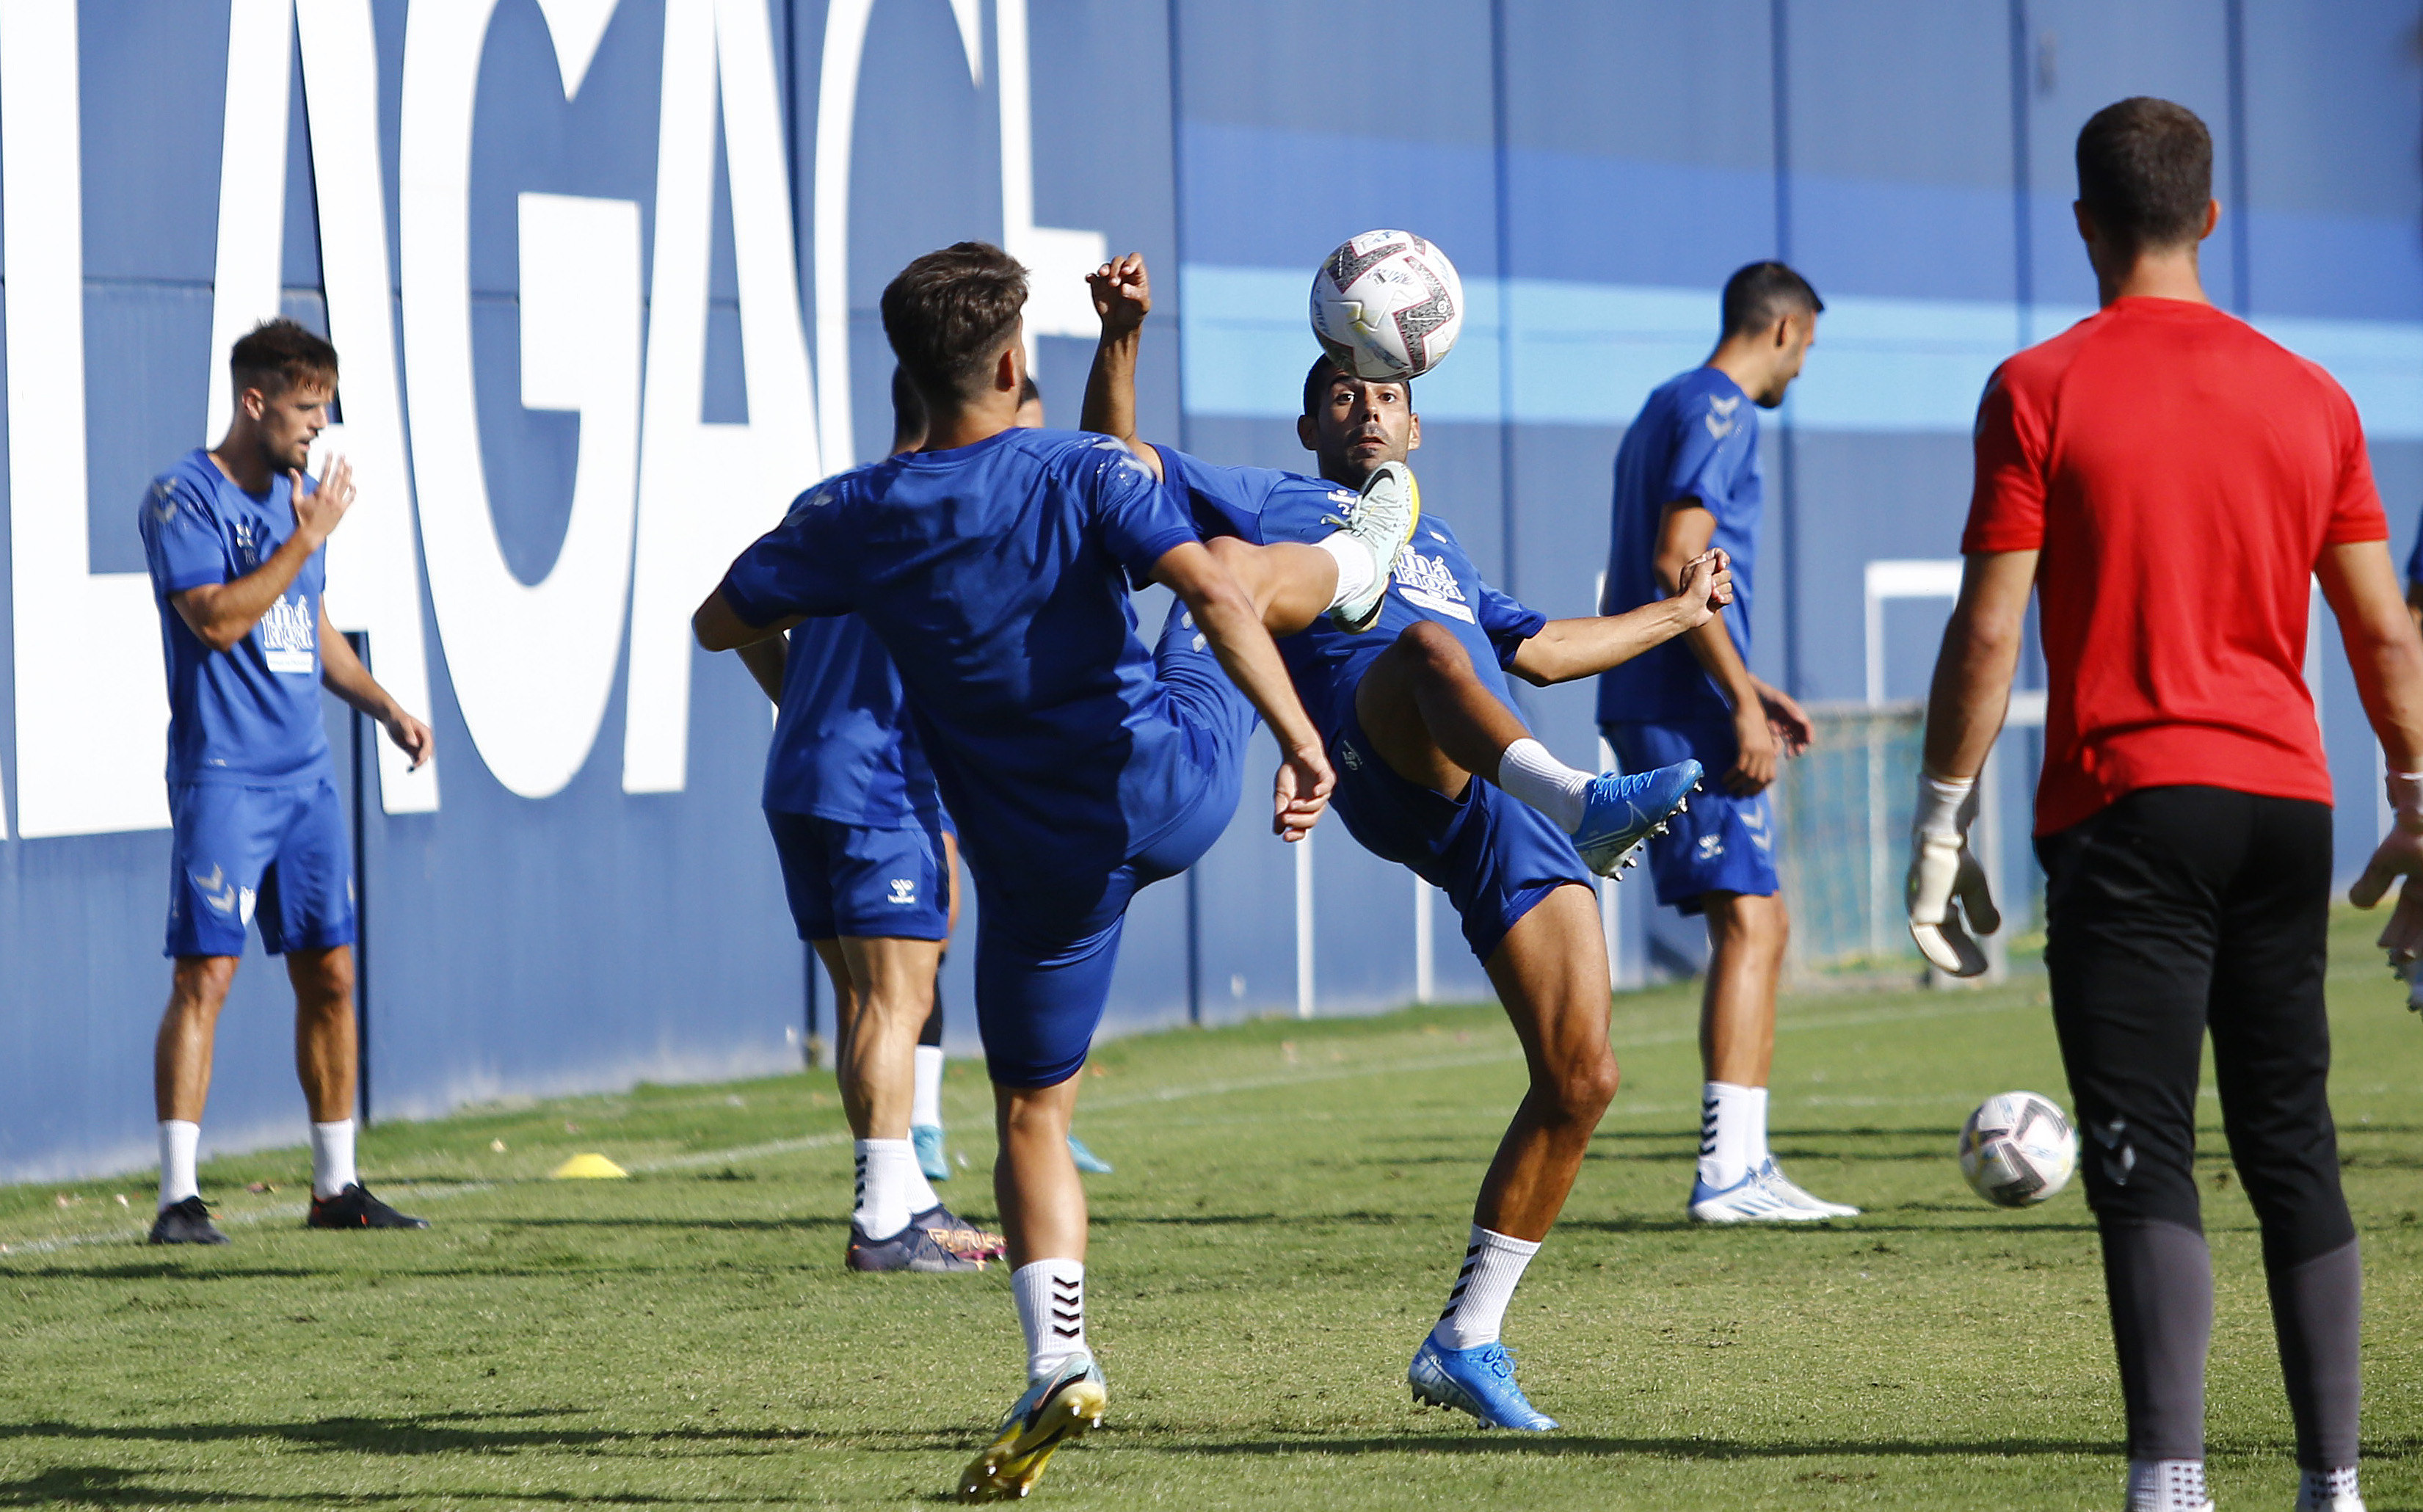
3, 0, 2417, 1180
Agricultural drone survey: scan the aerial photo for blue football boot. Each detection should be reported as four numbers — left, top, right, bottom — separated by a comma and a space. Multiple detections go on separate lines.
1067, 1134, 1114, 1174
913, 1123, 950, 1182
1407, 1337, 1558, 1431
1572, 758, 1703, 878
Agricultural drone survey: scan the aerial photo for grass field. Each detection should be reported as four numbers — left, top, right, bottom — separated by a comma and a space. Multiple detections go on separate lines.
4, 914, 2421, 1510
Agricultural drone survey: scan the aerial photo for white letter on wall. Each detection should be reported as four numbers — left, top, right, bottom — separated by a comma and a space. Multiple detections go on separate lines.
995, 0, 1105, 355
1, 1, 169, 837
622, 0, 821, 793
400, 3, 644, 799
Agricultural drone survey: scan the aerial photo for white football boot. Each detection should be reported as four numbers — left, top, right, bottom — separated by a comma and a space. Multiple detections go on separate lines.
1688, 1167, 1827, 1224
1328, 460, 1420, 632
1757, 1160, 1861, 1218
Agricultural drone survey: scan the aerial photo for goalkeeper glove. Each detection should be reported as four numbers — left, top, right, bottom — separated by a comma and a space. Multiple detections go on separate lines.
1906, 771, 2001, 978
2350, 769, 2423, 1014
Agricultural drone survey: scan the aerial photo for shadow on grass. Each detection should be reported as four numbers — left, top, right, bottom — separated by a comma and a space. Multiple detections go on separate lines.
0, 1464, 782, 1508
0, 1409, 806, 1456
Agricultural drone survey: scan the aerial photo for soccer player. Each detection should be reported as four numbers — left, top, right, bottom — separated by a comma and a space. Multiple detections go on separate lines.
721, 368, 1006, 1274
692, 241, 1408, 1500
1909, 98, 2423, 1512
1078, 252, 1715, 1430
138, 319, 435, 1244
1598, 261, 1860, 1224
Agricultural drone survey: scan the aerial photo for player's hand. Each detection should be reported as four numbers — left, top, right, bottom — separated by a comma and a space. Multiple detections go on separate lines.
1905, 772, 2000, 977
1725, 707, 1776, 796
1671, 549, 1732, 628
384, 710, 435, 770
291, 454, 356, 547
1754, 676, 1813, 758
1087, 252, 1151, 337
2350, 771, 2423, 1006
1273, 743, 1333, 841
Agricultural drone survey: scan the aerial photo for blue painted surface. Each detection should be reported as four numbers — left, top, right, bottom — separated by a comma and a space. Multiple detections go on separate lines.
4, 0, 2419, 1181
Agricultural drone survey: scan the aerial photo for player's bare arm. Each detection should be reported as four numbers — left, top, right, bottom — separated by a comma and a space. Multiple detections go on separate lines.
1917, 550, 2038, 782
1081, 252, 1163, 481
1150, 539, 1333, 840
735, 636, 787, 704
170, 456, 355, 653
316, 599, 432, 768
1511, 548, 1732, 686
692, 586, 802, 653
2319, 541, 2423, 966
1653, 499, 1800, 791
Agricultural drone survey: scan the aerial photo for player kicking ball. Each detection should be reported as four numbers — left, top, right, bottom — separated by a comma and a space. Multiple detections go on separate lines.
694, 241, 1409, 1500
1080, 252, 1715, 1431
139, 319, 434, 1243
718, 366, 1007, 1274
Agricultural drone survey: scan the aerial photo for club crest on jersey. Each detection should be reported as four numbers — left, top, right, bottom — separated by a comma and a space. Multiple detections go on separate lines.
260, 593, 315, 675
1392, 548, 1473, 623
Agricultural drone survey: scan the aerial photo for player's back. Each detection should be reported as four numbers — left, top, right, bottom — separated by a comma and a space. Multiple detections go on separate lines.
1966, 297, 2386, 831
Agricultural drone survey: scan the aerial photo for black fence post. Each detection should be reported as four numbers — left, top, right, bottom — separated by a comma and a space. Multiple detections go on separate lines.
344, 630, 372, 1127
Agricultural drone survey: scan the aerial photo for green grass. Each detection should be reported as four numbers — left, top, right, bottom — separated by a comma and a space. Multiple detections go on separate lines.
4, 913, 2422, 1509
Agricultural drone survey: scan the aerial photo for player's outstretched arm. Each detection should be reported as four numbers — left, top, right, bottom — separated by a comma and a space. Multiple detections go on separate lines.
1508, 549, 1732, 686
1152, 539, 1332, 840
1080, 252, 1165, 482
172, 456, 356, 653
317, 598, 432, 768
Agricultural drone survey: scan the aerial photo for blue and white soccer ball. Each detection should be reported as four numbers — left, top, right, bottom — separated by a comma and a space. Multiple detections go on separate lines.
1309, 230, 1465, 382
1958, 1091, 2078, 1207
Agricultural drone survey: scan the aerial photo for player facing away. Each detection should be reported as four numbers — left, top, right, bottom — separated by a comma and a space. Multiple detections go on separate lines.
138, 319, 435, 1244
1080, 252, 1718, 1430
693, 241, 1411, 1501
1599, 261, 1860, 1224
1911, 99, 2423, 1512
716, 366, 1009, 1274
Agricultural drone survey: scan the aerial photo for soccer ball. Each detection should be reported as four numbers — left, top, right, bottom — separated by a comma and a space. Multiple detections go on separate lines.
1309, 230, 1465, 382
1957, 1091, 2078, 1207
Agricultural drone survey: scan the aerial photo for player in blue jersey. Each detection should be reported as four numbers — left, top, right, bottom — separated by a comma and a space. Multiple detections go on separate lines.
692, 241, 1415, 1501
138, 319, 435, 1244
1078, 252, 1721, 1431
1599, 261, 1858, 1224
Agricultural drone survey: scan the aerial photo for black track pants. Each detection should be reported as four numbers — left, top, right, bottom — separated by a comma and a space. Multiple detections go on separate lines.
2037, 785, 2359, 1466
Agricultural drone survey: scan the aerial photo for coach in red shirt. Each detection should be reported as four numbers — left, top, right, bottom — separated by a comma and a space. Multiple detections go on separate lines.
1909, 98, 2423, 1512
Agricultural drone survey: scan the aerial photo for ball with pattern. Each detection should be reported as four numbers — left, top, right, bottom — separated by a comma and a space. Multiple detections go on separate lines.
1958, 1091, 2078, 1207
1308, 230, 1466, 382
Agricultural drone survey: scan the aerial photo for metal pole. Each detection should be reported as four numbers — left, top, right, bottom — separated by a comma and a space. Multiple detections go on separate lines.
344, 630, 371, 1126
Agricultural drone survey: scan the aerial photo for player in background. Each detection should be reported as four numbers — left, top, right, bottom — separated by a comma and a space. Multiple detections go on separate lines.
1598, 262, 1859, 1224
722, 370, 1008, 1274
1080, 252, 1715, 1430
694, 241, 1407, 1500
1911, 98, 2423, 1512
138, 319, 435, 1244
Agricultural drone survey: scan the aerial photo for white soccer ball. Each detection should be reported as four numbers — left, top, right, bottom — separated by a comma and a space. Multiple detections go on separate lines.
1958, 1091, 2078, 1207
1309, 230, 1465, 382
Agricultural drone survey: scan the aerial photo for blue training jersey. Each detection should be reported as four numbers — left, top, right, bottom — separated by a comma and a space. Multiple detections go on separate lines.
718, 427, 1202, 888
139, 448, 332, 785
1596, 367, 1762, 726
1161, 450, 1547, 743
765, 614, 942, 828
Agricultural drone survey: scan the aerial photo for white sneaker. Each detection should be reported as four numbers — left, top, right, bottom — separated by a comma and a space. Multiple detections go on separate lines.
1757, 1160, 1860, 1218
1688, 1168, 1826, 1224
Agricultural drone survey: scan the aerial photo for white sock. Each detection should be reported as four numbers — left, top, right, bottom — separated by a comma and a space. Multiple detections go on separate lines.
1013, 1259, 1088, 1380
158, 1120, 200, 1210
2127, 1458, 2209, 1511
1315, 530, 1378, 609
1494, 738, 1593, 834
310, 1119, 358, 1200
912, 1045, 945, 1130
851, 1138, 920, 1239
2300, 1466, 2361, 1508
1428, 1226, 1541, 1351
1699, 1082, 1768, 1188
904, 1152, 942, 1218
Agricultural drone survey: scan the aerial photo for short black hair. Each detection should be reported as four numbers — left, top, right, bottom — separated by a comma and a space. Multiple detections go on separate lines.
889, 365, 926, 452
2076, 97, 2212, 254
880, 241, 1028, 405
230, 317, 338, 399
1301, 356, 1411, 418
1720, 262, 1823, 340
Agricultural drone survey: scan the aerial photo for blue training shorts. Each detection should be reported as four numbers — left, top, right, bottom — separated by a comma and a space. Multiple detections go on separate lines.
1331, 707, 1592, 963
766, 810, 952, 942
974, 606, 1255, 1090
165, 776, 355, 958
1603, 719, 1779, 915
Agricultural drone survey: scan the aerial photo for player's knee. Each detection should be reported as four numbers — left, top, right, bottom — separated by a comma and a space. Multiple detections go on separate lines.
297, 950, 354, 1006
171, 955, 240, 1009
1558, 1050, 1620, 1122
1395, 618, 1464, 674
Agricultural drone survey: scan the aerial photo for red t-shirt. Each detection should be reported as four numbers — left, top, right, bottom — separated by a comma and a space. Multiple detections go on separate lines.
1964, 297, 2387, 835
